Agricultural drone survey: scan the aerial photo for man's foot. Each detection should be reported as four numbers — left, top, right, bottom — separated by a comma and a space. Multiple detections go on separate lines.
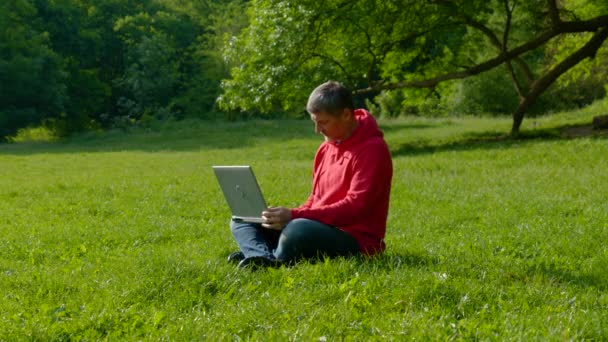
238, 256, 281, 270
227, 251, 245, 264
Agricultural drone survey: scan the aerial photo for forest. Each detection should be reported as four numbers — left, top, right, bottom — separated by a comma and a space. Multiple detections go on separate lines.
1, 0, 607, 140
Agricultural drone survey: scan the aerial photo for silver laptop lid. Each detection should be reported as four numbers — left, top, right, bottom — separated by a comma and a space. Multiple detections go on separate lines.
212, 166, 267, 222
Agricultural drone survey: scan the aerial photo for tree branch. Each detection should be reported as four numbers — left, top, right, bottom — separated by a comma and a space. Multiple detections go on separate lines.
505, 61, 525, 98
511, 27, 608, 133
502, 0, 514, 50
310, 52, 351, 80
355, 15, 608, 94
515, 54, 535, 85
355, 30, 556, 93
547, 0, 561, 26
501, 0, 525, 98
462, 11, 536, 83
559, 15, 608, 32
350, 20, 378, 84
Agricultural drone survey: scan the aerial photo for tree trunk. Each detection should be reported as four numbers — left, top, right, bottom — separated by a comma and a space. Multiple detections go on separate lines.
511, 27, 608, 135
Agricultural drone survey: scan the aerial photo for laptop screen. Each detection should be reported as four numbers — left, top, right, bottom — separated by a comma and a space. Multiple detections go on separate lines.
212, 166, 267, 220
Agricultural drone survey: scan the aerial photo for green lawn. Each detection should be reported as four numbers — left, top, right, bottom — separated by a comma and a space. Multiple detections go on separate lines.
1, 102, 607, 340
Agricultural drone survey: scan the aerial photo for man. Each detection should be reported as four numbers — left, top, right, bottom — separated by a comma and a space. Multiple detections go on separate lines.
229, 81, 393, 268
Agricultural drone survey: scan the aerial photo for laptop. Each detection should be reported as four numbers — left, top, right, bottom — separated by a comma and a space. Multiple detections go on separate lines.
212, 166, 267, 223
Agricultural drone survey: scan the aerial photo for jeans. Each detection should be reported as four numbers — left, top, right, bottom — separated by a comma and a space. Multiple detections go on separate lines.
230, 218, 361, 262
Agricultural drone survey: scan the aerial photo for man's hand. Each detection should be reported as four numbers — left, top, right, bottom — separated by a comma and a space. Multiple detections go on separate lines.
261, 206, 292, 230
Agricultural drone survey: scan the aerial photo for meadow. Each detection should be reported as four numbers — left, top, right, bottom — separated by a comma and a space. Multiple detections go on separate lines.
1, 101, 607, 340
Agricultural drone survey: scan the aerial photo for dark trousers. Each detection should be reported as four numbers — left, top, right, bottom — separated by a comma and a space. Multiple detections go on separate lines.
230, 218, 360, 262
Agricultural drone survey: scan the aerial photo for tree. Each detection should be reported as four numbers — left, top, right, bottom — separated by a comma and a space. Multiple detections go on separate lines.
113, 12, 183, 122
220, 0, 608, 134
0, 0, 257, 140
159, 0, 250, 118
31, 0, 113, 133
0, 0, 67, 141
220, 0, 450, 115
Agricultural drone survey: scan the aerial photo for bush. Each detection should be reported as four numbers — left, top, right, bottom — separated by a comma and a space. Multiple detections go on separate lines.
442, 68, 520, 115
367, 88, 451, 118
0, 49, 67, 141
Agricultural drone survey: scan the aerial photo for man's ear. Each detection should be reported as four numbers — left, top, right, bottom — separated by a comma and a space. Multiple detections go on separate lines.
342, 108, 354, 120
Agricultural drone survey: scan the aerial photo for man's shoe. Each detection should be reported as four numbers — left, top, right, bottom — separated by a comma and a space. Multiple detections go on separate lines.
237, 256, 281, 270
227, 251, 245, 264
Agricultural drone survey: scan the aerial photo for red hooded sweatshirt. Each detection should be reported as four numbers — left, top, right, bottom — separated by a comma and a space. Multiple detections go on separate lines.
291, 109, 393, 255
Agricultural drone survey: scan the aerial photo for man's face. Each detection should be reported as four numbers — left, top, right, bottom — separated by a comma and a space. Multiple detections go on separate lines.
309, 109, 352, 142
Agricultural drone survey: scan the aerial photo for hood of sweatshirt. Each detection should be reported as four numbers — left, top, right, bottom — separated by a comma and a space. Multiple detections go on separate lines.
330, 108, 382, 148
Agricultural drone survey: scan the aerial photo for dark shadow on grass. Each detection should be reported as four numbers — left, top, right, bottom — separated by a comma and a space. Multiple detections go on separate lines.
391, 124, 608, 157
221, 250, 439, 270
1, 119, 446, 156
379, 120, 454, 132
352, 251, 440, 269
528, 264, 607, 290
0, 119, 318, 155
3, 120, 606, 156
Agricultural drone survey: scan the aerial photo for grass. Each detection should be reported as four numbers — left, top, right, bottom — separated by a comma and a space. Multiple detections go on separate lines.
1, 102, 607, 340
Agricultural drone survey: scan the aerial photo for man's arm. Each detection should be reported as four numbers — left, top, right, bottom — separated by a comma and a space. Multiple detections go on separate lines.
259, 146, 327, 230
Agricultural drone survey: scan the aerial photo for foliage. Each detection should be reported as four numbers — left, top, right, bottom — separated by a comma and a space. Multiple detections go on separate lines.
220, 0, 608, 132
1, 0, 607, 140
114, 13, 182, 122
439, 69, 552, 117
219, 0, 463, 115
168, 0, 249, 119
544, 31, 608, 108
0, 0, 67, 141
215, 0, 492, 113
1, 103, 607, 339
0, 0, 248, 140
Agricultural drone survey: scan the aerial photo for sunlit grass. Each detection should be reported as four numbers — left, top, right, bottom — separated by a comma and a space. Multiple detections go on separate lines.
1, 101, 607, 339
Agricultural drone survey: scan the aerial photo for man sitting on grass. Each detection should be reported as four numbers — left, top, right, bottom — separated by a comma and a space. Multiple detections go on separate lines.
229, 81, 393, 268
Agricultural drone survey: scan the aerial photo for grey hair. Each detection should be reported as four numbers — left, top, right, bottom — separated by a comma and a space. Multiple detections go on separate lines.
306, 81, 354, 115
